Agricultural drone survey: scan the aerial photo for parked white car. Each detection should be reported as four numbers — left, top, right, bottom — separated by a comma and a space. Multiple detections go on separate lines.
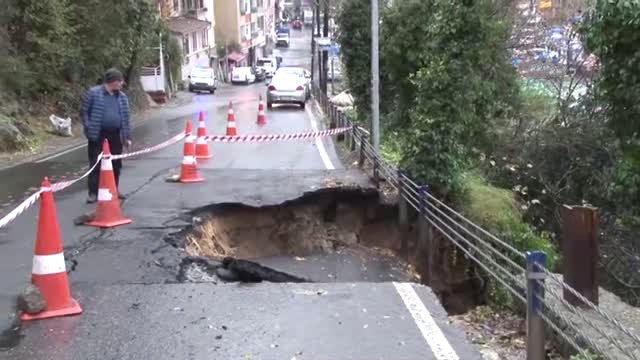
256, 57, 278, 78
231, 67, 257, 85
187, 66, 218, 94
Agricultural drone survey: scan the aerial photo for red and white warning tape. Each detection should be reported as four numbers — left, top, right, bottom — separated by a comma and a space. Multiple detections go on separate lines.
112, 133, 186, 160
0, 153, 104, 229
204, 127, 350, 143
0, 132, 185, 229
0, 126, 348, 229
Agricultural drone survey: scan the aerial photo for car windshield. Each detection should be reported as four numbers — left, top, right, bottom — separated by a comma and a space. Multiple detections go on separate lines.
277, 67, 304, 77
271, 74, 302, 87
257, 60, 273, 67
191, 68, 212, 77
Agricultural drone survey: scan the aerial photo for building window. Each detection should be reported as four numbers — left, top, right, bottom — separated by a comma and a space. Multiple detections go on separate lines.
183, 35, 190, 55
257, 16, 264, 31
173, 0, 179, 12
198, 0, 204, 8
201, 30, 208, 48
191, 32, 198, 52
240, 0, 249, 14
251, 22, 257, 36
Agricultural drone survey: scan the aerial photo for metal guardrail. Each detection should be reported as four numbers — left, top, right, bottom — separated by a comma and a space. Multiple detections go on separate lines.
312, 84, 640, 360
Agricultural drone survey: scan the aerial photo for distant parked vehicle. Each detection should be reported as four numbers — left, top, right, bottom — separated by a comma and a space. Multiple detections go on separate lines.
187, 66, 218, 94
266, 73, 308, 109
256, 57, 278, 77
231, 67, 257, 85
275, 66, 311, 100
253, 67, 266, 82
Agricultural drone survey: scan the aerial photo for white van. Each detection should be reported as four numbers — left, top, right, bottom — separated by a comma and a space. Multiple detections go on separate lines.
187, 67, 218, 94
256, 57, 277, 78
231, 66, 257, 85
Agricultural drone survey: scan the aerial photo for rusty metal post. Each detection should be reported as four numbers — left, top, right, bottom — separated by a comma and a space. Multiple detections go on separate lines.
398, 170, 409, 259
561, 205, 599, 306
359, 133, 368, 169
418, 185, 431, 284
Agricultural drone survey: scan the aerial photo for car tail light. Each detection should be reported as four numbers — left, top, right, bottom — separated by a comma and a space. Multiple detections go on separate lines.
296, 85, 304, 91
268, 85, 276, 91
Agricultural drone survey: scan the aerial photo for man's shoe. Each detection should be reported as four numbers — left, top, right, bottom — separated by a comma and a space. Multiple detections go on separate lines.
86, 194, 97, 204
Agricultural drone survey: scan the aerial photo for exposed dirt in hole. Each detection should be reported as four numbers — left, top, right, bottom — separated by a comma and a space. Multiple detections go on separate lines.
183, 189, 405, 261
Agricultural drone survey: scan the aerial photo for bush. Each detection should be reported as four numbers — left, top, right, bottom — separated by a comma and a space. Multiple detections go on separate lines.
461, 174, 558, 308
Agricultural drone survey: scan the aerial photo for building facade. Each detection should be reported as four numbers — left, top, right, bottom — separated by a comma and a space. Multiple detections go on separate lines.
214, 0, 275, 68
162, 0, 216, 82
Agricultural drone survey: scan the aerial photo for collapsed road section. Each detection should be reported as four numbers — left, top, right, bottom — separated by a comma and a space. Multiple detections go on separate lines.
2, 169, 482, 359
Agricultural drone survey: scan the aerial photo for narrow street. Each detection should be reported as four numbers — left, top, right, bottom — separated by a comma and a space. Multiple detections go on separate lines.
0, 28, 481, 359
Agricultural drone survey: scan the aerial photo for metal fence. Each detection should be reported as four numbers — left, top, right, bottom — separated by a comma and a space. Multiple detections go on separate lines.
312, 85, 640, 360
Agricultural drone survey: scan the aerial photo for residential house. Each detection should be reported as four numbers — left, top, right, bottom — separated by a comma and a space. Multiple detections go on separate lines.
214, 0, 275, 69
161, 0, 216, 83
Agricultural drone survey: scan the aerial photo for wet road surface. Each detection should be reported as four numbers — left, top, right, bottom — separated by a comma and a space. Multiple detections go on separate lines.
0, 28, 481, 359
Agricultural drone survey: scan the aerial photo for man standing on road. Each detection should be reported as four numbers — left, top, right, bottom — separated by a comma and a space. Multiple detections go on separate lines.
81, 68, 132, 204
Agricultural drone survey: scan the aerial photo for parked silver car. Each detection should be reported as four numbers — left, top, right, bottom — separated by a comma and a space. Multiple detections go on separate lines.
266, 73, 308, 109
274, 67, 311, 100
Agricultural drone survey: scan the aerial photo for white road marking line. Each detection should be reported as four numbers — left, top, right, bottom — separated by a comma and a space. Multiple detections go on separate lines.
35, 143, 87, 163
393, 282, 460, 360
305, 103, 335, 170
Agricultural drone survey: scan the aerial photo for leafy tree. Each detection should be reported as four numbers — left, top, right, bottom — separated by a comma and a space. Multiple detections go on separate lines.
381, 0, 518, 197
5, 0, 75, 94
336, 0, 371, 123
582, 0, 640, 166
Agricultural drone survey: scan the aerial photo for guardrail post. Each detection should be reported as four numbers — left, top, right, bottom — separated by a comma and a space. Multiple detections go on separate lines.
398, 170, 409, 259
560, 205, 598, 306
330, 106, 337, 129
337, 111, 345, 142
359, 133, 368, 169
526, 251, 547, 360
418, 185, 432, 284
372, 156, 380, 189
350, 125, 357, 151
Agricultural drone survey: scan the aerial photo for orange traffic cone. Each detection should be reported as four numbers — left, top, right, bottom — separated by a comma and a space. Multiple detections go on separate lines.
195, 111, 212, 159
226, 101, 237, 136
180, 121, 204, 183
86, 140, 132, 228
21, 177, 82, 321
257, 96, 267, 126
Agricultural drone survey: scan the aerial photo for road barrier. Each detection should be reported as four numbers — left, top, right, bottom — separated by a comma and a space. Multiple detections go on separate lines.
312, 84, 640, 360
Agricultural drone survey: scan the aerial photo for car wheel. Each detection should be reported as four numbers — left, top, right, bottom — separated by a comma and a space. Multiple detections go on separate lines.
267, 102, 273, 109
209, 88, 215, 94
188, 86, 194, 92
300, 101, 306, 109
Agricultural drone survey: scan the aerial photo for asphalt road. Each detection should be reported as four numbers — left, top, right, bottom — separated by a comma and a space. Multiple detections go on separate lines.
0, 28, 481, 359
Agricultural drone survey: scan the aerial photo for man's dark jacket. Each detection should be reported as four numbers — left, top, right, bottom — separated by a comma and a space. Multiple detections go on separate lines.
80, 85, 131, 141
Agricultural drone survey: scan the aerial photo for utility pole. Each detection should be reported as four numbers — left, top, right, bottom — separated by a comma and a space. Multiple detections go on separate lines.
322, 0, 330, 95
310, 7, 316, 82
371, 0, 380, 152
316, 1, 322, 90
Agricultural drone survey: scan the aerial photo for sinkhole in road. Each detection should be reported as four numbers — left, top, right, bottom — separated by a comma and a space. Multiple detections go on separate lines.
174, 187, 483, 313
176, 188, 417, 282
